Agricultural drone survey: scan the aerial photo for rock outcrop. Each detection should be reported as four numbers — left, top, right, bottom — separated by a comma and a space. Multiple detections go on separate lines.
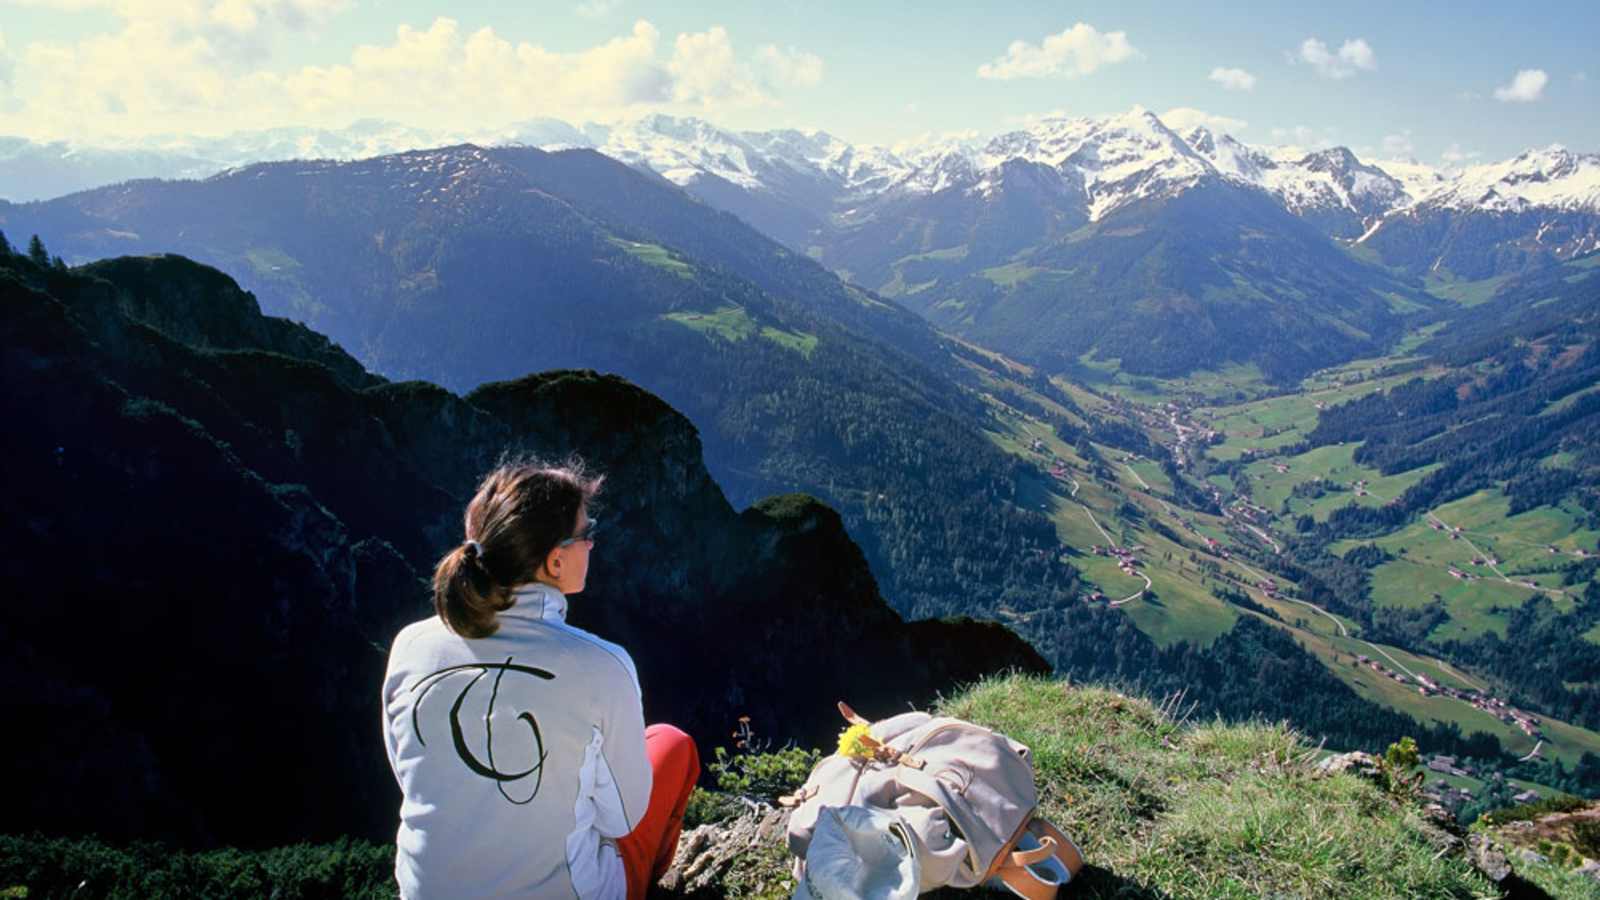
0, 251, 1047, 849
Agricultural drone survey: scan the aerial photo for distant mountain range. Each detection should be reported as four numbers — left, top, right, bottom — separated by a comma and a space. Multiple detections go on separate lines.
6, 109, 1597, 270
8, 109, 1597, 380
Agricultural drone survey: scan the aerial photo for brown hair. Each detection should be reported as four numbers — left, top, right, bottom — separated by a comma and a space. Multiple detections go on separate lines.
432, 456, 603, 638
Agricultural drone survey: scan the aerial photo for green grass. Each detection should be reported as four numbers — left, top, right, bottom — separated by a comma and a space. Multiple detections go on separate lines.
661, 306, 817, 356
1382, 291, 1433, 314
0, 834, 396, 899
935, 677, 1495, 898
664, 304, 757, 341
895, 245, 969, 263
1422, 768, 1557, 801
1394, 322, 1449, 355
757, 325, 818, 357
1424, 270, 1514, 307
1543, 382, 1600, 416
1335, 488, 1599, 576
1067, 358, 1272, 407
1201, 373, 1433, 463
1327, 488, 1597, 642
239, 247, 325, 320
1120, 567, 1239, 648
243, 247, 301, 274
676, 676, 1531, 896
610, 237, 694, 278
978, 262, 1054, 288
1241, 444, 1436, 522
975, 363, 1600, 767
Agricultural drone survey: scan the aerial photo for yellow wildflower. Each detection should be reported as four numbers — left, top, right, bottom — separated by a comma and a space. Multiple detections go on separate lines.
837, 723, 875, 759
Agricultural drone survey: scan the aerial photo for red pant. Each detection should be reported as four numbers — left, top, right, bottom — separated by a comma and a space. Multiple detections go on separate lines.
617, 724, 700, 900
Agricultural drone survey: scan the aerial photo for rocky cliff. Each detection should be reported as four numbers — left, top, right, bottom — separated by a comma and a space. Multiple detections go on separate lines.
0, 250, 1047, 849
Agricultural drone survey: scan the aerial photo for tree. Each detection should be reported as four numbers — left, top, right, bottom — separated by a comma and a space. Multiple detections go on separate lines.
0, 228, 11, 256
27, 234, 49, 267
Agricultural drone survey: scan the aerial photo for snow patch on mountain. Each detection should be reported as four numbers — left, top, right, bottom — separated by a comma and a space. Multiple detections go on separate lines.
1184, 129, 1407, 221
6, 109, 1599, 226
1421, 146, 1600, 213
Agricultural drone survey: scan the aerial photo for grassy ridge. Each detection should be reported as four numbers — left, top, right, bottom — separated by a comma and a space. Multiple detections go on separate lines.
938, 677, 1493, 898
14, 678, 1598, 898
690, 677, 1502, 898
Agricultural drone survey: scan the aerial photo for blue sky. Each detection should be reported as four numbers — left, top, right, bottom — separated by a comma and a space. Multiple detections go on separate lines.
1, 0, 1595, 163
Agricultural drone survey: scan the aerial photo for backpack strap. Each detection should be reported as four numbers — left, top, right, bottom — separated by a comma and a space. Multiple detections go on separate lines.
835, 702, 926, 768
991, 816, 1084, 900
837, 700, 870, 725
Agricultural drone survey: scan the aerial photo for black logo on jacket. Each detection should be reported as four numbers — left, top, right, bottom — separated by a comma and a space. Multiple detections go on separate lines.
411, 658, 554, 805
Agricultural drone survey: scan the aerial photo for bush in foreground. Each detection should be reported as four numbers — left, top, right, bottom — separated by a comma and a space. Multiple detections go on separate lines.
0, 835, 394, 899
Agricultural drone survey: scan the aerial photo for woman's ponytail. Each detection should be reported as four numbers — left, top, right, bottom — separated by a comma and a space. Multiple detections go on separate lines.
432, 539, 513, 638
431, 457, 603, 638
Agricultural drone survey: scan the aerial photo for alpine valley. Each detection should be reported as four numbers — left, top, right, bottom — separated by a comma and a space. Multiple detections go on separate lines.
3, 105, 1600, 852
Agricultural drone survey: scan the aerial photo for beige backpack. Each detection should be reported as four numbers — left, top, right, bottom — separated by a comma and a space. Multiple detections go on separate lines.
782, 703, 1084, 898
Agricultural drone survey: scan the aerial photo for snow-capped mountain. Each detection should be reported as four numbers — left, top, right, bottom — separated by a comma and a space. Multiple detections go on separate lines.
1182, 131, 1409, 238
1357, 145, 1600, 278
4, 109, 1598, 279
1419, 145, 1600, 214
963, 108, 1211, 220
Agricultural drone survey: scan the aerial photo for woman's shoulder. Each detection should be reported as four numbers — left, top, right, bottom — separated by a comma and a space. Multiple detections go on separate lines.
546, 622, 641, 695
384, 616, 454, 666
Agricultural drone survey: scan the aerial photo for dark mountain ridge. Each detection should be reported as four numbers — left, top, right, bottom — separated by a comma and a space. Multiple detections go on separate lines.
0, 144, 1083, 630
0, 249, 1047, 848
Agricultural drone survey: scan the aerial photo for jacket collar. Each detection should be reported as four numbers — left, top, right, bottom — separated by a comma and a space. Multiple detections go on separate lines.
507, 582, 568, 624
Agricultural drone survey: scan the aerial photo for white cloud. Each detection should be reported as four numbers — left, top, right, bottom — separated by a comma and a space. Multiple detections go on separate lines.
977, 23, 1138, 80
1296, 37, 1376, 79
756, 44, 823, 89
1440, 143, 1481, 167
1575, 71, 1588, 83
1493, 68, 1548, 102
1381, 131, 1414, 158
1, 13, 818, 141
1160, 106, 1247, 135
667, 26, 773, 107
1208, 66, 1255, 92
3, 0, 347, 67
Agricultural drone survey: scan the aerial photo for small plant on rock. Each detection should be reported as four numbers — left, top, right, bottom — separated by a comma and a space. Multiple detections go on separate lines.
1378, 736, 1423, 800
1572, 819, 1600, 858
708, 716, 822, 804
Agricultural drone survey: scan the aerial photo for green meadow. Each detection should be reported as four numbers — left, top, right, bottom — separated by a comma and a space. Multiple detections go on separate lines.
973, 352, 1600, 768
1424, 270, 1515, 306
1331, 489, 1598, 640
1241, 443, 1438, 522
661, 304, 818, 356
610, 237, 694, 278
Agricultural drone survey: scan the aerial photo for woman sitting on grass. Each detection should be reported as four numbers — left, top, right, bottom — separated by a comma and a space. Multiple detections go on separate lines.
382, 458, 699, 900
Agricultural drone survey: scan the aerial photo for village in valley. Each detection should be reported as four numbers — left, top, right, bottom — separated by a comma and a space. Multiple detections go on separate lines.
966, 341, 1600, 804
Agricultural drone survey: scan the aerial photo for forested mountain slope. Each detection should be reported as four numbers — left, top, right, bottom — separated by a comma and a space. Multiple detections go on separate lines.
0, 147, 1079, 626
0, 248, 1046, 847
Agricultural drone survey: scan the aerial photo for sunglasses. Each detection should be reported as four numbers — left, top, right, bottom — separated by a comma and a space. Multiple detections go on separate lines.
558, 516, 598, 547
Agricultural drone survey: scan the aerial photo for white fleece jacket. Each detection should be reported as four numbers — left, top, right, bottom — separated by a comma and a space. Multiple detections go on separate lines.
382, 583, 651, 900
